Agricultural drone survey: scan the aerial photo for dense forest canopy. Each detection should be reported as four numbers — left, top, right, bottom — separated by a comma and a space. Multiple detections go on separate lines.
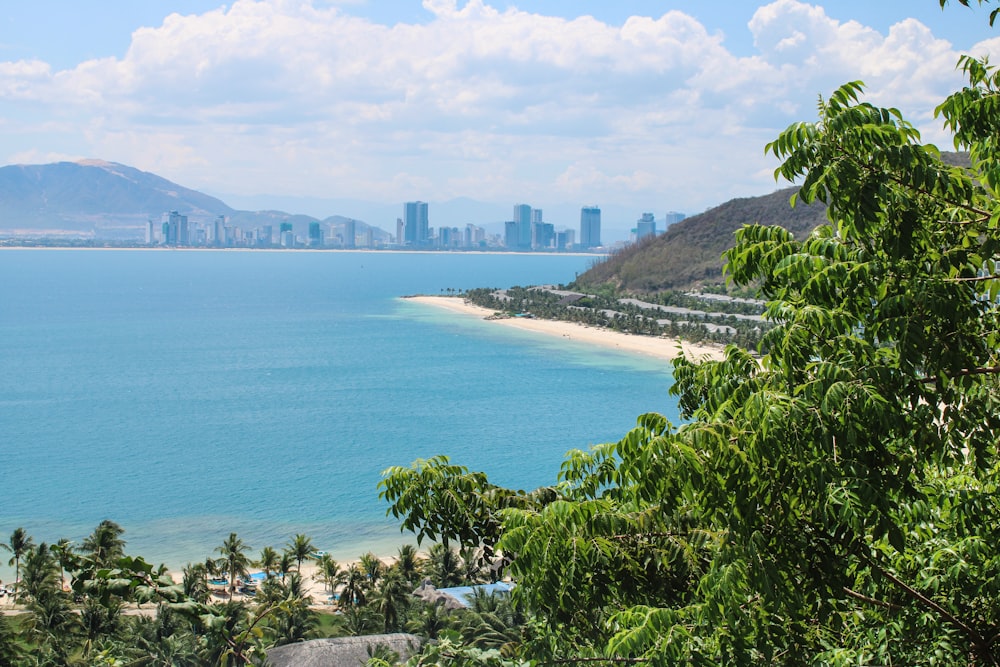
380, 3, 1000, 664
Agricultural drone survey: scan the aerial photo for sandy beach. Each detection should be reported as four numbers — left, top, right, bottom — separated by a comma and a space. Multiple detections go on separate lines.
406, 295, 726, 363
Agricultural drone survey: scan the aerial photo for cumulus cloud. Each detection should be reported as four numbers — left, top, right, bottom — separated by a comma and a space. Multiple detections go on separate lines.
0, 0, 985, 218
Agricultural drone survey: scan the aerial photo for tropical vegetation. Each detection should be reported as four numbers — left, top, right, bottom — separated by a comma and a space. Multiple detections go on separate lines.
379, 5, 1000, 665
0, 523, 511, 665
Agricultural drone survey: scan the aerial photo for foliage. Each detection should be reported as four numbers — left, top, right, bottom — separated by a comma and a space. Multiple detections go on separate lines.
381, 49, 1000, 666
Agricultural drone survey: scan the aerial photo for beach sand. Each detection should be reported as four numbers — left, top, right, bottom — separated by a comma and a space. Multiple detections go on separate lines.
405, 295, 726, 363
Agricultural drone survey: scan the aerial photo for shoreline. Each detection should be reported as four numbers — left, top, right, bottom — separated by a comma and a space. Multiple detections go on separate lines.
405, 295, 726, 363
0, 245, 603, 257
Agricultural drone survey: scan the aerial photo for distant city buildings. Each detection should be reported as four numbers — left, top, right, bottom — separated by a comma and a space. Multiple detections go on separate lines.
137, 199, 672, 253
665, 211, 686, 227
635, 212, 656, 241
580, 206, 601, 249
403, 201, 429, 246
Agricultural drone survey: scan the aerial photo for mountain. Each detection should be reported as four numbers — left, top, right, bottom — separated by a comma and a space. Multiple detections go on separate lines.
0, 160, 235, 236
0, 159, 392, 241
574, 186, 829, 293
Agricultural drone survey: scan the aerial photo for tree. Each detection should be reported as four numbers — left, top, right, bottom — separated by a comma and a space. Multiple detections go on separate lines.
394, 544, 423, 586
381, 43, 1000, 667
285, 533, 314, 573
373, 567, 412, 633
359, 551, 385, 591
314, 553, 346, 597
257, 545, 279, 578
50, 538, 76, 592
216, 533, 251, 601
82, 519, 126, 567
1, 527, 34, 600
425, 544, 463, 589
340, 563, 367, 608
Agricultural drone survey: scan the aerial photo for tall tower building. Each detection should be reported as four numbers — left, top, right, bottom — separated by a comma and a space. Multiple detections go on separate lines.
404, 201, 429, 245
343, 219, 356, 249
635, 212, 656, 241
513, 204, 532, 249
580, 206, 601, 249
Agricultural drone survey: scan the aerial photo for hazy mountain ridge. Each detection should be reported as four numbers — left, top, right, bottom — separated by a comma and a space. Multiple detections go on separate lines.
0, 160, 391, 240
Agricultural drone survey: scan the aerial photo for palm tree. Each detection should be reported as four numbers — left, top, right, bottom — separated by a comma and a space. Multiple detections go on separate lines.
405, 602, 453, 640
426, 544, 463, 588
215, 533, 251, 601
278, 551, 295, 583
257, 545, 279, 578
359, 552, 384, 592
373, 568, 411, 633
20, 543, 58, 603
394, 544, 422, 585
339, 564, 367, 607
182, 563, 209, 603
2, 527, 34, 599
314, 554, 346, 597
82, 520, 125, 567
285, 533, 314, 572
50, 538, 76, 592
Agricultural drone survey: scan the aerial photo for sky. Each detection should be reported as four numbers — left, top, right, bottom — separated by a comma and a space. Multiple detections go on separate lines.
1, 0, 998, 229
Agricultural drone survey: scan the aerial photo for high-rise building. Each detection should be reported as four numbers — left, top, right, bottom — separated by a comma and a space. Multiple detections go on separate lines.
665, 211, 686, 227
145, 219, 156, 244
404, 201, 429, 245
162, 211, 189, 246
635, 212, 656, 241
580, 206, 601, 249
308, 221, 323, 247
513, 204, 532, 249
214, 216, 226, 246
343, 219, 356, 249
532, 222, 554, 250
504, 220, 519, 249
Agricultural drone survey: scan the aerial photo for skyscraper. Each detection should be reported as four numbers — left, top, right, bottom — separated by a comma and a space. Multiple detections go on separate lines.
580, 206, 601, 249
513, 204, 532, 249
635, 212, 656, 241
404, 201, 429, 246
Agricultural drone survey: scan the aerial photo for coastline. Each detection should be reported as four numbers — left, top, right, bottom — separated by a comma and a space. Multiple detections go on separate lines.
405, 295, 726, 363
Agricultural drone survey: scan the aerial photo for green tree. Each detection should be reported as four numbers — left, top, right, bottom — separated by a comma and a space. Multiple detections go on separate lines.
1, 526, 34, 600
373, 567, 412, 633
257, 545, 279, 578
394, 544, 423, 585
285, 533, 314, 573
82, 519, 126, 567
216, 533, 251, 601
359, 552, 385, 591
50, 537, 76, 592
426, 544, 463, 589
382, 43, 1000, 667
315, 553, 346, 597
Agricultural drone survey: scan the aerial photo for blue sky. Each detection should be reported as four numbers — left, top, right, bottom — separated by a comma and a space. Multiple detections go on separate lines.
1, 1, 997, 227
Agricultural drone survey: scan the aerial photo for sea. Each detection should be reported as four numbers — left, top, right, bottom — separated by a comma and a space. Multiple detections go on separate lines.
0, 249, 681, 574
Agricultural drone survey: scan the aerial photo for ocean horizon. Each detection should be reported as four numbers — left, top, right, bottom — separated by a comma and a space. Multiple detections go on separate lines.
0, 249, 681, 575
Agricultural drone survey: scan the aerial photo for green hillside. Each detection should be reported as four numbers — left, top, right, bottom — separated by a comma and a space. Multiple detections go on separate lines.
575, 186, 828, 293
576, 150, 972, 294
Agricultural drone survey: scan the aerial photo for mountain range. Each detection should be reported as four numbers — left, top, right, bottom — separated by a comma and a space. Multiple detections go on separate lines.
0, 160, 390, 242
0, 159, 685, 243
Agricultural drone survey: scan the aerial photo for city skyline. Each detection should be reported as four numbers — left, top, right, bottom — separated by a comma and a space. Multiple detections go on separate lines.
1, 1, 997, 223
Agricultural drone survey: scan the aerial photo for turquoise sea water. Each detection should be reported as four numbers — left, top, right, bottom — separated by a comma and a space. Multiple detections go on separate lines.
0, 249, 680, 572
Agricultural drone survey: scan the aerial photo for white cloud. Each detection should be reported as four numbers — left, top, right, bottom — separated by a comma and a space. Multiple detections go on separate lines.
0, 0, 988, 221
